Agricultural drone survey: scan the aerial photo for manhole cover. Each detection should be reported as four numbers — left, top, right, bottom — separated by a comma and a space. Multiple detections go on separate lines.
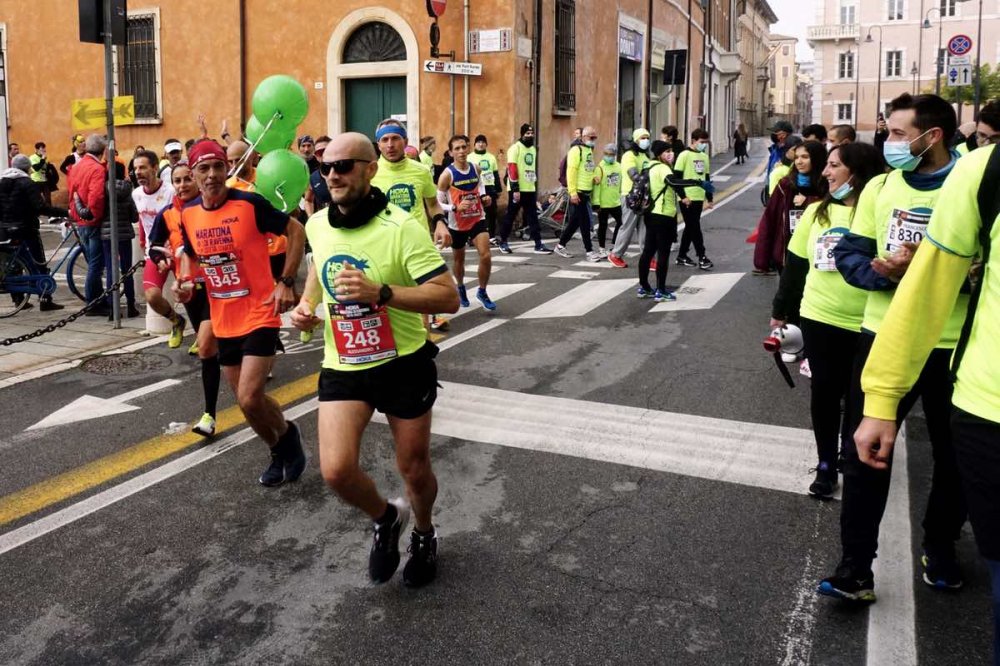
81, 352, 172, 375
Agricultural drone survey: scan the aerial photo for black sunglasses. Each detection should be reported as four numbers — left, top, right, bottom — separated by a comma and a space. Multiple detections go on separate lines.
320, 158, 372, 176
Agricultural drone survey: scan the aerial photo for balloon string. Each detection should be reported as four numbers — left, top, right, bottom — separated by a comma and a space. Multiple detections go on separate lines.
275, 180, 289, 212
229, 111, 279, 179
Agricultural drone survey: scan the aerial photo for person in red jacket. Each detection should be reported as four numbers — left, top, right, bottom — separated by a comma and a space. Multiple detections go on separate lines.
752, 140, 828, 278
67, 134, 110, 314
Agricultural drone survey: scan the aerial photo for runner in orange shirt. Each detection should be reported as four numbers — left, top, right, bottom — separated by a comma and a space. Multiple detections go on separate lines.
173, 140, 307, 486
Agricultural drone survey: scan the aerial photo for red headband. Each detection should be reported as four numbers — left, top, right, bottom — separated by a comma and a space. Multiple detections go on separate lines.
188, 140, 228, 168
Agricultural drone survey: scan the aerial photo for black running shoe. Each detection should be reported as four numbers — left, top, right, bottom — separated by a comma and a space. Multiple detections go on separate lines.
403, 529, 439, 588
808, 462, 838, 499
369, 498, 410, 584
281, 421, 306, 483
818, 560, 876, 602
259, 451, 285, 487
921, 550, 963, 590
698, 256, 714, 271
675, 254, 696, 267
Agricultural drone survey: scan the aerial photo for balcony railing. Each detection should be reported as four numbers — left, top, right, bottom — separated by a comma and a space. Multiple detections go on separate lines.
806, 23, 859, 42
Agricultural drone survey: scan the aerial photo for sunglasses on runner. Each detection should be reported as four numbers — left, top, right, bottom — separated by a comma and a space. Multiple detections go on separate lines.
320, 159, 372, 176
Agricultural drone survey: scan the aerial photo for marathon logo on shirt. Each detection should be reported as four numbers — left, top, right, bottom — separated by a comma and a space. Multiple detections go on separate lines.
385, 183, 419, 212
194, 222, 237, 253
320, 252, 383, 303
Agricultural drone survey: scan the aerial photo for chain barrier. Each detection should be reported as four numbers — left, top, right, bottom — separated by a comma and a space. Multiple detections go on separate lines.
0, 260, 146, 347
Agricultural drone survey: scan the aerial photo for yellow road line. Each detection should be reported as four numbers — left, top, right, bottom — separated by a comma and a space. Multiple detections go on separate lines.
0, 373, 319, 527
713, 159, 767, 203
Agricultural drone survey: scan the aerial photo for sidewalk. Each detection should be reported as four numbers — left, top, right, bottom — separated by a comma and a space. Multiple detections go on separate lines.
0, 225, 163, 383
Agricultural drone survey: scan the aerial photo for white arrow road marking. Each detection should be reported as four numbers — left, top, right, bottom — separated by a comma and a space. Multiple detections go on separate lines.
518, 278, 635, 318
649, 272, 744, 312
548, 270, 600, 279
26, 379, 182, 431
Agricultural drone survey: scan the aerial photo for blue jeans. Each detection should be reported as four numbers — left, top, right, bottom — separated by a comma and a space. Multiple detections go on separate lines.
102, 240, 135, 308
78, 225, 105, 305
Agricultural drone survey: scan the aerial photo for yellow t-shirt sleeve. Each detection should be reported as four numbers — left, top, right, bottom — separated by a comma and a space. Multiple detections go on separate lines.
862, 244, 973, 419
566, 147, 581, 195
852, 174, 886, 240
400, 215, 448, 284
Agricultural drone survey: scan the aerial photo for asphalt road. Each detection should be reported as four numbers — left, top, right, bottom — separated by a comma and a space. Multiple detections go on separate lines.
0, 153, 992, 665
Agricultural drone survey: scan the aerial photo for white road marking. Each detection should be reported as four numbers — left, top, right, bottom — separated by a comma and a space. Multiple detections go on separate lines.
102, 336, 170, 354
518, 278, 635, 319
548, 270, 599, 279
490, 255, 531, 264
867, 425, 916, 666
649, 273, 744, 312
26, 378, 183, 431
712, 175, 732, 182
703, 181, 757, 217
449, 283, 534, 320
0, 360, 82, 391
436, 319, 508, 351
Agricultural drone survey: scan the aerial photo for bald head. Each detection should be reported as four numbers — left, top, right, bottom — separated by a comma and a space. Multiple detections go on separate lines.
226, 140, 254, 177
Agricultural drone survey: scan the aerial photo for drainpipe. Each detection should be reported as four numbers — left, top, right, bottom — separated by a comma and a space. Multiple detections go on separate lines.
684, 0, 692, 137
644, 0, 653, 126
239, 0, 247, 128
464, 0, 470, 135
533, 0, 542, 145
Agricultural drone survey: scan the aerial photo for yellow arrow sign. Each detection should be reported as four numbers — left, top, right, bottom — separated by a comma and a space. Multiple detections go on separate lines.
71, 96, 136, 131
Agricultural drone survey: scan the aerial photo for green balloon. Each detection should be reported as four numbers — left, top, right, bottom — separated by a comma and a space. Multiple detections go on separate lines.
251, 75, 309, 132
245, 115, 295, 154
256, 150, 309, 213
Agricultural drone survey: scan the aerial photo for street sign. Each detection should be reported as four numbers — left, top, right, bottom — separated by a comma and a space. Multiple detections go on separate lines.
468, 28, 512, 54
423, 60, 483, 76
71, 95, 135, 130
948, 34, 973, 56
946, 64, 973, 87
426, 0, 446, 18
948, 55, 971, 66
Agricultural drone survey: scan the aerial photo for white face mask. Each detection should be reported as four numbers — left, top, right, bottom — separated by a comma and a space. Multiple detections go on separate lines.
825, 141, 834, 152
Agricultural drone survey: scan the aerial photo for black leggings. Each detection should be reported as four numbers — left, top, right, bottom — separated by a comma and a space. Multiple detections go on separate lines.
597, 206, 623, 248
800, 317, 860, 467
639, 214, 676, 291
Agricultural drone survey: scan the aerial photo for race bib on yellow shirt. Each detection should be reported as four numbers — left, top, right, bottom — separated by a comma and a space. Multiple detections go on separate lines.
788, 208, 804, 233
885, 208, 930, 254
814, 234, 839, 271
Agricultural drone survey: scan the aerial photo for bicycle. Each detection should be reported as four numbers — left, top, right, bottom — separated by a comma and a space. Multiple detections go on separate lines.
0, 218, 92, 318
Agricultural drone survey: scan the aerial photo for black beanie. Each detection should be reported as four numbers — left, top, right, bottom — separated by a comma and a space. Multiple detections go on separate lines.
650, 140, 669, 158
474, 134, 487, 144
520, 123, 533, 136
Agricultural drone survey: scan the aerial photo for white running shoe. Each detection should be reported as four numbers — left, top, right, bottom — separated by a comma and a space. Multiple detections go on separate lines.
598, 246, 608, 258
554, 244, 573, 258
586, 250, 603, 262
192, 413, 216, 437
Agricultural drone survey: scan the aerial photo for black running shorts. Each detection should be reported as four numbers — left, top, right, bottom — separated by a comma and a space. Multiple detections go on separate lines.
216, 327, 283, 367
182, 284, 211, 332
449, 220, 488, 249
318, 342, 439, 419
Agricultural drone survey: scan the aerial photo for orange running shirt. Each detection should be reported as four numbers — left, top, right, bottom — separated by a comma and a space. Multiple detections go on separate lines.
179, 189, 289, 338
227, 169, 287, 257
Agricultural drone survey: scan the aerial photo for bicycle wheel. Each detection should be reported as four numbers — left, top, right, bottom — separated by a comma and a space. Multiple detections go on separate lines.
0, 252, 33, 318
65, 245, 90, 302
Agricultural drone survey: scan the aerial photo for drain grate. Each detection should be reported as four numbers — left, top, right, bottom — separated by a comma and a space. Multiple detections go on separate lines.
81, 352, 172, 375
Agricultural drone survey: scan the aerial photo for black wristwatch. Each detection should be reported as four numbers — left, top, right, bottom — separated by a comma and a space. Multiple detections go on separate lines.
377, 284, 393, 306
279, 275, 295, 288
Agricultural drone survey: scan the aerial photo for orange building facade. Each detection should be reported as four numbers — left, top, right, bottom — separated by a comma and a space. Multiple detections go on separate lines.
1, 0, 737, 192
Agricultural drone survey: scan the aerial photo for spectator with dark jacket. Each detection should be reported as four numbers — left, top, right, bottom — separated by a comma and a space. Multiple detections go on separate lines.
101, 162, 139, 318
60, 135, 86, 176
0, 155, 69, 311
68, 134, 110, 314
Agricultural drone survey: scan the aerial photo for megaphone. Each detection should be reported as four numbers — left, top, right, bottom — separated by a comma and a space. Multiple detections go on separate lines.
763, 324, 804, 388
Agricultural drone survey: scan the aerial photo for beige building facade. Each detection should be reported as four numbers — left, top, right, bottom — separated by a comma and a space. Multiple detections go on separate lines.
736, 0, 779, 135
768, 34, 799, 127
808, 0, 1000, 132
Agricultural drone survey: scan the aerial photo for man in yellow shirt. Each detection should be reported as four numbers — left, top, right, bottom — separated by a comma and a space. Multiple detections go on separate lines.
854, 141, 1000, 663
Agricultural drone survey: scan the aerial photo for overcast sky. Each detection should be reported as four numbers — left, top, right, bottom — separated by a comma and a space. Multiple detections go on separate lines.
767, 0, 817, 63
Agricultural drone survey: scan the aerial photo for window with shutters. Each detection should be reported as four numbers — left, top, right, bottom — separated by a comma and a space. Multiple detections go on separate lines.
886, 50, 903, 77
887, 0, 904, 20
113, 12, 161, 121
940, 0, 956, 17
837, 103, 854, 121
554, 0, 576, 111
838, 52, 855, 79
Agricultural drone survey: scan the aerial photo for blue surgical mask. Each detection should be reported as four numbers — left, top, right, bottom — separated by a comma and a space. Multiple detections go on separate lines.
603, 155, 614, 164
697, 142, 709, 153
883, 130, 932, 172
638, 138, 651, 150
585, 140, 596, 148
796, 173, 810, 187
831, 180, 853, 201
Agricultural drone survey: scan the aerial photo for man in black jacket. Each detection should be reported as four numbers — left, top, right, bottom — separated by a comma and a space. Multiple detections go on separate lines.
0, 155, 68, 310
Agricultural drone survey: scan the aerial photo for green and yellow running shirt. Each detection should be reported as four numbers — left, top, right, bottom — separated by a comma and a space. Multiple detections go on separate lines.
788, 201, 868, 331
863, 145, 1000, 423
674, 149, 710, 202
506, 141, 538, 193
647, 163, 678, 218
419, 151, 434, 172
769, 164, 790, 195
593, 160, 623, 208
852, 170, 969, 347
620, 150, 651, 197
371, 156, 437, 229
306, 203, 448, 372
473, 150, 500, 190
566, 144, 596, 195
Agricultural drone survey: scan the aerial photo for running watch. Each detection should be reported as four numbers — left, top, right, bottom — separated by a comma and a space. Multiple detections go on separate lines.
377, 284, 393, 306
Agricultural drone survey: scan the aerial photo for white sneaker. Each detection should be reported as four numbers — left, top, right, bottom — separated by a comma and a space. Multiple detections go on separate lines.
586, 250, 602, 262
192, 413, 216, 437
554, 244, 573, 258
598, 246, 608, 258
800, 359, 812, 378
781, 352, 799, 363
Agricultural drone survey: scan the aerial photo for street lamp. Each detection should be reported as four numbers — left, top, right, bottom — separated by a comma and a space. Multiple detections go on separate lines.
922, 7, 944, 95
911, 62, 919, 94
866, 26, 884, 124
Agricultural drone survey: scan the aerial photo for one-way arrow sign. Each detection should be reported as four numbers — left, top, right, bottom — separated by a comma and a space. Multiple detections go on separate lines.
27, 379, 181, 431
71, 95, 136, 131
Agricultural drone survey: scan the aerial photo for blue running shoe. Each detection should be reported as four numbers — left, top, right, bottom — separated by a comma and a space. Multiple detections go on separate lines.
499, 243, 513, 254
477, 288, 497, 311
636, 286, 652, 299
457, 284, 470, 308
653, 289, 677, 302
533, 244, 553, 255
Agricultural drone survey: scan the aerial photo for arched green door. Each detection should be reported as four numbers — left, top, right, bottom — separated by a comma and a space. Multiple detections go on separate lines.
342, 22, 408, 140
